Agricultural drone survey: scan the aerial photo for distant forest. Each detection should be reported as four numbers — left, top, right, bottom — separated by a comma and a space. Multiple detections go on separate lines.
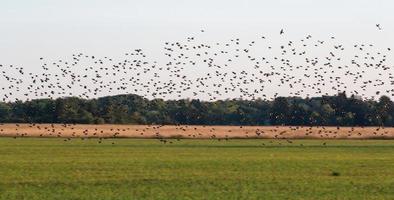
0, 93, 393, 126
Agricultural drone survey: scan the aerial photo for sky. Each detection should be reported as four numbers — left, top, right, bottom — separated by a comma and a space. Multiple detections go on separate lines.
0, 0, 393, 100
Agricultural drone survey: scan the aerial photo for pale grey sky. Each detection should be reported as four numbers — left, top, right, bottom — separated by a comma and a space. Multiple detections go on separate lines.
1, 0, 393, 60
1, 0, 393, 100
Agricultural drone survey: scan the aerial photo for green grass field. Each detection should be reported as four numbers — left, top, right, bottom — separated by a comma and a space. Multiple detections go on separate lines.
0, 138, 393, 200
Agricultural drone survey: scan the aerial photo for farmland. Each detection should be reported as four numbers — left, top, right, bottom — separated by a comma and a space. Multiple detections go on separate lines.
0, 138, 393, 199
0, 124, 394, 139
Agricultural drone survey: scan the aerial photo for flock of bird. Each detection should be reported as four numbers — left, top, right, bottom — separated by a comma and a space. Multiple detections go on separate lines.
0, 123, 392, 145
0, 25, 393, 145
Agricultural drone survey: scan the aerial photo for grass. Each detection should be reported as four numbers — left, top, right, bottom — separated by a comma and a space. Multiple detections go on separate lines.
0, 138, 393, 199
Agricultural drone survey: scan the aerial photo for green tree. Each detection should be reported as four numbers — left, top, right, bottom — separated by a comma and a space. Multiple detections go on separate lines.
270, 97, 290, 125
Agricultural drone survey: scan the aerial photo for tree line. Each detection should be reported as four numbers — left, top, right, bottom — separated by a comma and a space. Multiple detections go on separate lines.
0, 92, 393, 126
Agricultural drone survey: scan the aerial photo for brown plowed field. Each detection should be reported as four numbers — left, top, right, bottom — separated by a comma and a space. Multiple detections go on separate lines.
0, 124, 393, 139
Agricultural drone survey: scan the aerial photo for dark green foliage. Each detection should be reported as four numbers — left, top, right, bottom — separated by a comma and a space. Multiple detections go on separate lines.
0, 92, 393, 126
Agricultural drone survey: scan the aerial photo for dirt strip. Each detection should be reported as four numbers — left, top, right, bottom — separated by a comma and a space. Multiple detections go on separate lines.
0, 124, 393, 139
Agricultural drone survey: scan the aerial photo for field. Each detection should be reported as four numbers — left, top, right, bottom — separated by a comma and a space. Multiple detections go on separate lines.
0, 138, 393, 199
1, 124, 394, 139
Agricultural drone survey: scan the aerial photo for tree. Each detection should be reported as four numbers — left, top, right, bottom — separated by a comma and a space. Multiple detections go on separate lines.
0, 103, 11, 122
0, 93, 392, 126
378, 96, 394, 126
270, 97, 290, 125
